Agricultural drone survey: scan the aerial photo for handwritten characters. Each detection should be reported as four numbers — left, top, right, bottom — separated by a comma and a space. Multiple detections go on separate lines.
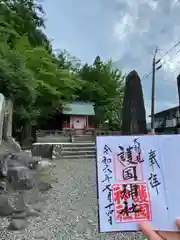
148, 149, 161, 194
112, 183, 151, 222
113, 138, 152, 223
100, 138, 153, 226
115, 138, 144, 182
123, 166, 138, 181
102, 144, 114, 225
97, 135, 169, 232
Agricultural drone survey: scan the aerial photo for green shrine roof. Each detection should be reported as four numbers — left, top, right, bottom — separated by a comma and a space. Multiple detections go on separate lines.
63, 102, 95, 116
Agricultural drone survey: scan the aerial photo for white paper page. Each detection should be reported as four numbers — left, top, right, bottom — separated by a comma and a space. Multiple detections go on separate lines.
158, 134, 180, 231
96, 135, 169, 233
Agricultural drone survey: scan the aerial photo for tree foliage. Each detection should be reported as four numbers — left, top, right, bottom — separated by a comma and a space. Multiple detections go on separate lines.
121, 70, 147, 135
0, 0, 125, 138
77, 56, 125, 129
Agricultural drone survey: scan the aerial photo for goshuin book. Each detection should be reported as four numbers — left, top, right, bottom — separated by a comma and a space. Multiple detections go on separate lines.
96, 134, 180, 232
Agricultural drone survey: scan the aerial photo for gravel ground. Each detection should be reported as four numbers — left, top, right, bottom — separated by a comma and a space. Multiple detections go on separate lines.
0, 157, 146, 240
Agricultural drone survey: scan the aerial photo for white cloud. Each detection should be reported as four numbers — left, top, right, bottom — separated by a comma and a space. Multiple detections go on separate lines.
162, 50, 180, 80
42, 0, 180, 114
172, 0, 180, 7
113, 0, 180, 113
113, 14, 137, 41
148, 0, 158, 10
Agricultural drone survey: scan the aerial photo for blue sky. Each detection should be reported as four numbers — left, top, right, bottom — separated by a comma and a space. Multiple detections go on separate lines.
42, 0, 180, 118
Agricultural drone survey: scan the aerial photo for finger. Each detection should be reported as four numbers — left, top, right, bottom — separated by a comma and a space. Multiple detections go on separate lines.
157, 231, 170, 239
157, 231, 180, 239
139, 223, 162, 240
176, 219, 180, 229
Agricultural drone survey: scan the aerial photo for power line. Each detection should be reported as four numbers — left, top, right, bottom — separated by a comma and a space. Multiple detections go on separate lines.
142, 50, 180, 80
160, 48, 180, 66
151, 47, 158, 134
142, 40, 180, 81
161, 41, 180, 61
148, 41, 180, 133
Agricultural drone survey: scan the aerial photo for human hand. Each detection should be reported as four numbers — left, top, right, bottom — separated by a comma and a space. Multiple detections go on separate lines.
139, 220, 180, 240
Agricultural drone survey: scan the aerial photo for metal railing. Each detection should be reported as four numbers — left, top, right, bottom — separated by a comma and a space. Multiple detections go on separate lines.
147, 118, 180, 130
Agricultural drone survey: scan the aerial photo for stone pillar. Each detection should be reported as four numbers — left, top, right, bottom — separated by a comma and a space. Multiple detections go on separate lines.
5, 99, 13, 138
4, 99, 21, 151
86, 116, 88, 128
0, 94, 5, 145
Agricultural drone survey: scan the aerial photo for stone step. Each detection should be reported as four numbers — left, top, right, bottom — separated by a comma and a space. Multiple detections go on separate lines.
60, 143, 95, 147
60, 150, 96, 156
61, 148, 96, 152
34, 142, 95, 145
74, 134, 93, 138
54, 146, 95, 150
74, 136, 94, 142
32, 142, 96, 159
61, 146, 96, 151
55, 154, 96, 160
54, 144, 96, 153
37, 136, 70, 143
75, 140, 93, 143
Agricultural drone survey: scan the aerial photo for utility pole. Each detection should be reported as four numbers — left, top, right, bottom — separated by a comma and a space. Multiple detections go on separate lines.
151, 47, 158, 134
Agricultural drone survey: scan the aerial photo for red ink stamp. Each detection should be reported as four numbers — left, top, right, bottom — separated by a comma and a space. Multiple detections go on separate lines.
114, 146, 144, 182
112, 183, 151, 223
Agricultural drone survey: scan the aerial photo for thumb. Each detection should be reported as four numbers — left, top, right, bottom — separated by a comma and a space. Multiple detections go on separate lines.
176, 219, 180, 229
139, 223, 163, 240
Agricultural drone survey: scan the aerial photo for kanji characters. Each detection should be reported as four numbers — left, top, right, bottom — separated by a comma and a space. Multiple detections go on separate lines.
149, 150, 160, 169
112, 183, 151, 222
102, 144, 113, 225
103, 144, 112, 154
123, 166, 138, 181
148, 149, 161, 195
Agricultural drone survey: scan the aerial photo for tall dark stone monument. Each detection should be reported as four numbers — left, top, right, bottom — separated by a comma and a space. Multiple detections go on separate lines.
121, 70, 147, 135
177, 74, 180, 106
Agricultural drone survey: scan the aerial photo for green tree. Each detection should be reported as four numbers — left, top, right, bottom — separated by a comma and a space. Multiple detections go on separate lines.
0, 0, 46, 48
13, 36, 81, 135
0, 0, 81, 140
77, 56, 124, 130
56, 50, 81, 72
0, 0, 125, 141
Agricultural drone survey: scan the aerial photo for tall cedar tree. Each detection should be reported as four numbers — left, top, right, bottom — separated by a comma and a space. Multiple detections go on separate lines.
121, 70, 147, 135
